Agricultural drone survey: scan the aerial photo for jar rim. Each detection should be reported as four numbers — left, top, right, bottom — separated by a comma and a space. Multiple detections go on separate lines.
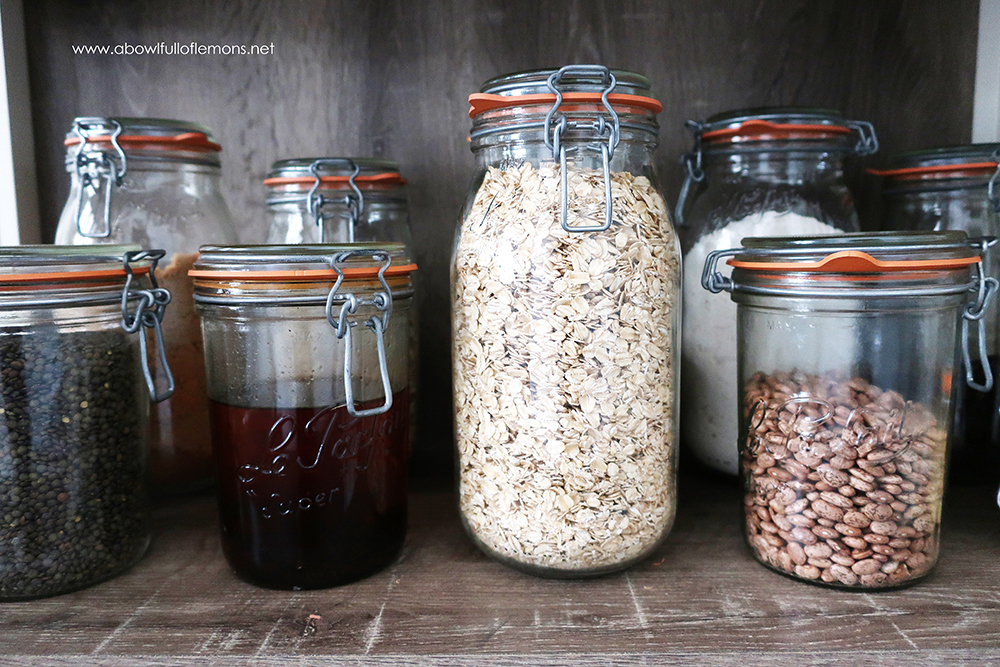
692, 107, 866, 153
0, 244, 152, 283
869, 143, 1000, 181
64, 117, 221, 152
191, 244, 415, 282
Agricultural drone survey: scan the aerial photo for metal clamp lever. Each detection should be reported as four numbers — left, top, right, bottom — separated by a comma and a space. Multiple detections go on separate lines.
307, 158, 364, 243
845, 120, 880, 157
121, 249, 174, 402
73, 117, 127, 239
701, 248, 742, 293
543, 65, 620, 233
674, 120, 708, 228
325, 250, 394, 417
962, 250, 999, 392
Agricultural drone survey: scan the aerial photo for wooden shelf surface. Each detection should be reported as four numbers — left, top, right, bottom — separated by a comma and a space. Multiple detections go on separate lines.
1, 474, 999, 666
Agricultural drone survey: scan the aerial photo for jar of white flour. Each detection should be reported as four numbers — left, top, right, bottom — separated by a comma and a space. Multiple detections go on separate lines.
675, 108, 878, 474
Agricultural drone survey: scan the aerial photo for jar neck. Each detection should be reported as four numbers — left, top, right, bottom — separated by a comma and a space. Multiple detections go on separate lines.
701, 146, 847, 185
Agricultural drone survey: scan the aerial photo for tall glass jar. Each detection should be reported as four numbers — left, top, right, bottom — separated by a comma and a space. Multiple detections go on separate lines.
676, 108, 879, 475
264, 158, 419, 451
875, 145, 1000, 484
56, 117, 238, 495
192, 245, 415, 590
702, 231, 996, 588
453, 65, 681, 577
0, 246, 174, 600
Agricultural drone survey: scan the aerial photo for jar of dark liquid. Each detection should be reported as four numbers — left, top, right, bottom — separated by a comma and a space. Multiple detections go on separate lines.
875, 145, 1000, 484
191, 245, 415, 589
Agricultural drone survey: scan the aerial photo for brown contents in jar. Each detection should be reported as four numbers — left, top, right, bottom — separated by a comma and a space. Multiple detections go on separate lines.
742, 371, 946, 589
148, 251, 212, 493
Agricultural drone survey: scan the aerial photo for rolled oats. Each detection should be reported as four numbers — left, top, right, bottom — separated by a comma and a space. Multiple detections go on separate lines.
453, 162, 680, 573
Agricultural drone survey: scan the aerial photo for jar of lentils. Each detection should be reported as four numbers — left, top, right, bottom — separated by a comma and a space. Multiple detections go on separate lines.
702, 231, 995, 588
0, 246, 173, 600
453, 65, 681, 577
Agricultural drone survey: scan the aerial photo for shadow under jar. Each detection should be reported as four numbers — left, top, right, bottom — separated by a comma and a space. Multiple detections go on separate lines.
0, 245, 174, 600
875, 145, 1000, 484
191, 245, 415, 590
702, 231, 996, 589
675, 108, 879, 476
55, 117, 238, 496
453, 65, 681, 577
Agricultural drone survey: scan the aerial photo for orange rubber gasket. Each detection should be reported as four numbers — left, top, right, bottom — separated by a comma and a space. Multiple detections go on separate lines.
468, 92, 663, 118
189, 263, 418, 281
728, 250, 980, 273
64, 132, 222, 152
263, 173, 408, 187
867, 161, 999, 178
0, 266, 150, 284
702, 119, 851, 142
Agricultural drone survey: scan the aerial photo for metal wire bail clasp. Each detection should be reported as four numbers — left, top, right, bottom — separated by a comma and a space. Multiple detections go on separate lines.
543, 64, 620, 233
845, 120, 880, 157
675, 120, 708, 228
307, 159, 364, 243
701, 248, 742, 294
73, 117, 127, 239
962, 237, 999, 392
325, 250, 393, 418
121, 250, 174, 402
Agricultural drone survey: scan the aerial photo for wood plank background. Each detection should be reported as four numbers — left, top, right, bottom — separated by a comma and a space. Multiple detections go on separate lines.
0, 478, 998, 664
22, 0, 981, 476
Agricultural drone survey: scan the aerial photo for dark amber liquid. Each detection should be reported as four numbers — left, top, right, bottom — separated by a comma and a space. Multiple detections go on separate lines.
209, 391, 409, 589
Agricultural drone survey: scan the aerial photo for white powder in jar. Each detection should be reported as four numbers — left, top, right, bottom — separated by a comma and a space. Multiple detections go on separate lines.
681, 212, 846, 475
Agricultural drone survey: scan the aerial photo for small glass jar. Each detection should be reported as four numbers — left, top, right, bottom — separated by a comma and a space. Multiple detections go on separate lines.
676, 108, 879, 475
192, 244, 415, 590
264, 158, 419, 451
56, 117, 238, 495
0, 245, 174, 600
453, 65, 680, 577
875, 145, 1000, 484
702, 231, 996, 589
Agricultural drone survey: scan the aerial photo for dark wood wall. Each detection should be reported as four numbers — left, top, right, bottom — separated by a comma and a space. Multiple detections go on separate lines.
23, 0, 980, 476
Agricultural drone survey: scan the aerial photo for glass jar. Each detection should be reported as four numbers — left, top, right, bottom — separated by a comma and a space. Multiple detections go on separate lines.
264, 158, 419, 451
0, 245, 174, 600
55, 116, 238, 495
702, 231, 996, 589
192, 244, 415, 590
453, 65, 680, 577
677, 108, 879, 476
875, 145, 1000, 484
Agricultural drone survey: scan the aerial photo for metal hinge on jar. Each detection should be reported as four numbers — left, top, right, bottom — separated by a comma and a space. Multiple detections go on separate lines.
121, 250, 175, 402
543, 65, 621, 233
325, 249, 393, 417
961, 238, 1000, 392
988, 148, 1000, 214
71, 117, 128, 239
305, 159, 365, 243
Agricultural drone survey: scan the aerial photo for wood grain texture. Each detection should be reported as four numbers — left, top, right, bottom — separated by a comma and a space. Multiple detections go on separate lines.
22, 0, 980, 474
0, 476, 998, 664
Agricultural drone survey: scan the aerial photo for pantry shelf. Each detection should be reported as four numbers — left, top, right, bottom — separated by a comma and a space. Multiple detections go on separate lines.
1, 473, 998, 666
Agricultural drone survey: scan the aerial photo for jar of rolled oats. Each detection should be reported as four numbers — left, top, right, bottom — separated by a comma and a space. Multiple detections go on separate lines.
453, 65, 680, 577
702, 231, 996, 588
